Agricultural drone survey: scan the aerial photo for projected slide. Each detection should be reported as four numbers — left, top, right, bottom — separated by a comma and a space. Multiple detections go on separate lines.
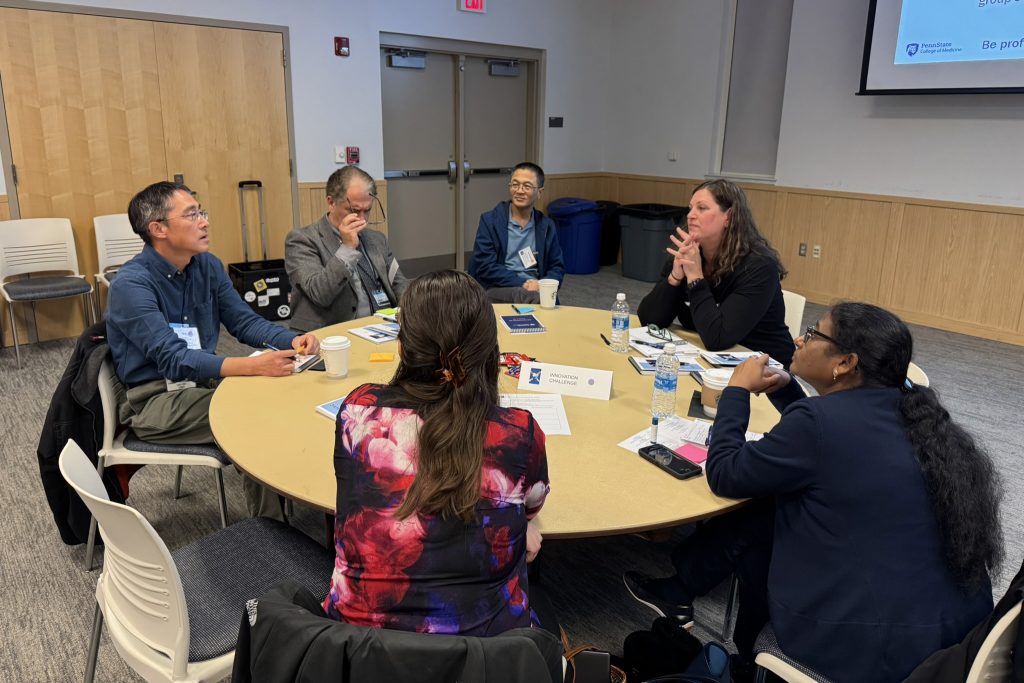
895, 0, 1024, 65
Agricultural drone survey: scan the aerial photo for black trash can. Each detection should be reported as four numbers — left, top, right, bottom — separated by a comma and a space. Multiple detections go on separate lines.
595, 200, 621, 267
618, 203, 688, 282
547, 197, 603, 275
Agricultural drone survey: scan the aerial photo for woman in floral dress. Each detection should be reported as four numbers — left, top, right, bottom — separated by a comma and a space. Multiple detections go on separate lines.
323, 270, 551, 635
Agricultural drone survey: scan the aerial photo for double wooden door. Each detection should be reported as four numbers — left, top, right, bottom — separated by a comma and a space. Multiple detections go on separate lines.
0, 7, 294, 344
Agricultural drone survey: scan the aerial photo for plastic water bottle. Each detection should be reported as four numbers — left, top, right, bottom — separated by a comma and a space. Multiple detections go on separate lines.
610, 292, 630, 353
651, 343, 679, 418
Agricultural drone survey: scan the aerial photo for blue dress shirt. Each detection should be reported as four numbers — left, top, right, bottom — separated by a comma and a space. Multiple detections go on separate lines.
107, 245, 296, 385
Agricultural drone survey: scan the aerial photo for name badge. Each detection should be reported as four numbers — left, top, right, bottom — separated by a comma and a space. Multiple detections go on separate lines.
518, 247, 537, 269
170, 323, 201, 350
167, 323, 199, 391
371, 286, 391, 308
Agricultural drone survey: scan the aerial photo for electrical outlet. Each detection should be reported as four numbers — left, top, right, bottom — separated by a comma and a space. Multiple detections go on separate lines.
812, 244, 822, 258
334, 146, 345, 164
798, 243, 807, 257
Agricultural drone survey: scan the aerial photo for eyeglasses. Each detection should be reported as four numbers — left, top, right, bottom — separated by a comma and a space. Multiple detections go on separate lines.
803, 325, 843, 348
161, 208, 208, 224
647, 324, 672, 341
509, 181, 537, 193
340, 194, 387, 226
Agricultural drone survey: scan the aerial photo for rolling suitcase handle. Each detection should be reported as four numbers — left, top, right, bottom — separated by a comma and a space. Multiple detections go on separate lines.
238, 180, 267, 262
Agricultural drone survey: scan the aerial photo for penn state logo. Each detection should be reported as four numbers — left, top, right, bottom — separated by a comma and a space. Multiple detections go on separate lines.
529, 368, 542, 384
906, 43, 919, 57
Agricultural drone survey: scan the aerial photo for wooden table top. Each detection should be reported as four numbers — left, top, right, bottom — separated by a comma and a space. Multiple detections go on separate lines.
210, 305, 781, 538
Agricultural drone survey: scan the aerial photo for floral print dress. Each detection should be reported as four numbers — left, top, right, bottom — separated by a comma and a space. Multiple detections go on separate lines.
323, 383, 550, 636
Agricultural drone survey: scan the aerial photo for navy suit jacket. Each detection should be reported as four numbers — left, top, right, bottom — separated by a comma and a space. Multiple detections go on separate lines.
468, 201, 565, 289
707, 383, 992, 682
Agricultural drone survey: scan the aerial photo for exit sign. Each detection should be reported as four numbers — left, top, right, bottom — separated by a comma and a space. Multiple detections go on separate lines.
458, 0, 486, 13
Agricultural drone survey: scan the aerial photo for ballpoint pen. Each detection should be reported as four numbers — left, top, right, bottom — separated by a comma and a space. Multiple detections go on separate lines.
599, 333, 612, 346
633, 339, 666, 349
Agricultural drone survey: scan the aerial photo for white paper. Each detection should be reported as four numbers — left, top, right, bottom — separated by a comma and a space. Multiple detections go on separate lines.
617, 415, 763, 455
499, 393, 571, 435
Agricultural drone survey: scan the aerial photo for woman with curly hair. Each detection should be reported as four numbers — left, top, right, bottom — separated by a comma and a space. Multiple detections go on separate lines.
637, 179, 793, 367
632, 302, 1001, 681
322, 270, 551, 636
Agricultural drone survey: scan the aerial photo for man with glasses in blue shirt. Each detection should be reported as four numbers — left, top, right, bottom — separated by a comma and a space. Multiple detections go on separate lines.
107, 181, 319, 518
468, 162, 565, 304
285, 165, 408, 332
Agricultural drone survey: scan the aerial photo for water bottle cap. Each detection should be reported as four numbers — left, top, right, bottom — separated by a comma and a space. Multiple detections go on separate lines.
616, 293, 625, 300
663, 343, 676, 354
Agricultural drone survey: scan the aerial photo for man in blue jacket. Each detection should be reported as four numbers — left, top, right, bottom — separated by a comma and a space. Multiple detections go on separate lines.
468, 162, 565, 304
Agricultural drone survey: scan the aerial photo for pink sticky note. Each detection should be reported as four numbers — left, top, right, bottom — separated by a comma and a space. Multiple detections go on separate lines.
674, 443, 708, 465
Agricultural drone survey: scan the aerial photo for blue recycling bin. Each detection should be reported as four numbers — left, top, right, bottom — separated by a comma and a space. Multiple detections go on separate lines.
547, 197, 602, 275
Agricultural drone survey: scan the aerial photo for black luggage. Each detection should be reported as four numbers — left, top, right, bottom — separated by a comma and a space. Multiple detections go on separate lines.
228, 180, 292, 321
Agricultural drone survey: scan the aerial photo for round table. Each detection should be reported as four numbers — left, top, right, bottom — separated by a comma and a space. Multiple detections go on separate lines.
210, 305, 781, 538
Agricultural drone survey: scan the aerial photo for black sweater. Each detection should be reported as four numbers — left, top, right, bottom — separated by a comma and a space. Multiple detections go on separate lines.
636, 252, 793, 368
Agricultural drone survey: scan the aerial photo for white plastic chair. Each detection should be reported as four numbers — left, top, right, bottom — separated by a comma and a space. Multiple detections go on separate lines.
59, 439, 333, 683
782, 289, 807, 341
753, 625, 833, 683
92, 214, 143, 313
0, 218, 94, 367
84, 357, 230, 570
965, 600, 1022, 682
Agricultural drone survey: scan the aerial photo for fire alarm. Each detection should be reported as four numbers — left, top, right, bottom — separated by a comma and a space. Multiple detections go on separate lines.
334, 37, 350, 57
346, 146, 360, 164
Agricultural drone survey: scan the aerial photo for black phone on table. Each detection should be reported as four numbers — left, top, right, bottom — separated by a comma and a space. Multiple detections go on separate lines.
638, 444, 703, 480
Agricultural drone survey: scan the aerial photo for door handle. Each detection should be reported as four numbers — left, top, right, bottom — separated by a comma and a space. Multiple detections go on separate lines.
383, 162, 459, 185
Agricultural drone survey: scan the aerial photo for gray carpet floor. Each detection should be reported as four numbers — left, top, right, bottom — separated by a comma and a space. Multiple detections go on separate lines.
2, 264, 1021, 681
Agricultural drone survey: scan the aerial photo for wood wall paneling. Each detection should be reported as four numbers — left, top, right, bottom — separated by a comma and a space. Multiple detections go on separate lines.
154, 23, 292, 264
0, 9, 167, 345
888, 204, 1024, 333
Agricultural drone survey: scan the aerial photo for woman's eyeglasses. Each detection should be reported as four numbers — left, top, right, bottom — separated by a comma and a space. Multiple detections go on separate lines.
803, 325, 842, 348
647, 324, 672, 341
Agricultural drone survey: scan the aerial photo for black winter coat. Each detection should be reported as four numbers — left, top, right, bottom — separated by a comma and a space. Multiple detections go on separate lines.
36, 321, 124, 544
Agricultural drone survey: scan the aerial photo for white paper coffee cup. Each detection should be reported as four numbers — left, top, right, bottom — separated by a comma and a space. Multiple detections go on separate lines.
701, 369, 733, 417
538, 279, 559, 309
320, 335, 351, 378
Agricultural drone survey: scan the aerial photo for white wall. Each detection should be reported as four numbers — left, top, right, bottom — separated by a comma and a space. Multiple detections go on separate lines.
776, 0, 1024, 207
0, 0, 612, 196
603, 1, 728, 180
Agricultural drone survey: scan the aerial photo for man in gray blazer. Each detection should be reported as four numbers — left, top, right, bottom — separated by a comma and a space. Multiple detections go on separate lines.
285, 166, 408, 332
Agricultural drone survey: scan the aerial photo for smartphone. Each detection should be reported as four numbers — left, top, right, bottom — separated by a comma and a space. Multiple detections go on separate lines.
638, 444, 703, 480
293, 353, 322, 373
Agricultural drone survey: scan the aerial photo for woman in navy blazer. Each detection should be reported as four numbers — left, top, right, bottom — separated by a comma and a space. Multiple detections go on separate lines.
706, 303, 1001, 681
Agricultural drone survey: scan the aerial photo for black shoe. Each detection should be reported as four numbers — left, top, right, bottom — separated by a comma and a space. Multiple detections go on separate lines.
623, 571, 695, 627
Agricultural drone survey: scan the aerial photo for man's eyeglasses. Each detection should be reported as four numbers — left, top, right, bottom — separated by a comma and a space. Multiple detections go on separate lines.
803, 325, 843, 348
647, 324, 672, 341
161, 208, 209, 224
509, 181, 537, 193
342, 194, 387, 226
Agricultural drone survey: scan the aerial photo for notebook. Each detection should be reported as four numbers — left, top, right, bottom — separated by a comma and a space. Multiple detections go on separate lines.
499, 314, 546, 334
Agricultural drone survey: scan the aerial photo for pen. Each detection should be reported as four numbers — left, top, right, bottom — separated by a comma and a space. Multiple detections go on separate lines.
634, 339, 666, 349
263, 343, 280, 351
599, 333, 611, 346
650, 415, 659, 444
512, 304, 523, 314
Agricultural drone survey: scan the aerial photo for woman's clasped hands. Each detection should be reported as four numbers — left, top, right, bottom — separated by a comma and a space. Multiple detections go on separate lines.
729, 353, 791, 395
667, 227, 703, 282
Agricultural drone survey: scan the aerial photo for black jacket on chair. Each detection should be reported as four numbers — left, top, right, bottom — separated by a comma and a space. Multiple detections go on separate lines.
36, 320, 124, 545
233, 580, 564, 683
